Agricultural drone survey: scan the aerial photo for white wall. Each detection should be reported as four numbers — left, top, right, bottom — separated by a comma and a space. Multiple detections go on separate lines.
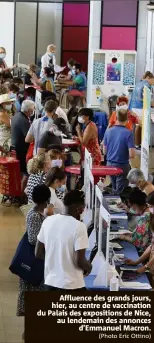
0, 2, 14, 67
136, 0, 148, 81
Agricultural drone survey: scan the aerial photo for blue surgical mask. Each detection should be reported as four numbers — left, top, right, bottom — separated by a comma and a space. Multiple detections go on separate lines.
0, 53, 6, 60
51, 159, 63, 168
57, 184, 66, 193
9, 93, 16, 100
48, 53, 54, 58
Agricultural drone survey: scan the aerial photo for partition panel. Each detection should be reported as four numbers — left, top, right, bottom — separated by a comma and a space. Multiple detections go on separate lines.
14, 2, 37, 64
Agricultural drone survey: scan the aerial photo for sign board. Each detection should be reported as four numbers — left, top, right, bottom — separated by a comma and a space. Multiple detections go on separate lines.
141, 86, 151, 180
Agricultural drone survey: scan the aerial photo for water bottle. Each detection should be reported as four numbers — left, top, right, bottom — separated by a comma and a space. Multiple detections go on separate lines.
97, 177, 104, 192
110, 272, 119, 291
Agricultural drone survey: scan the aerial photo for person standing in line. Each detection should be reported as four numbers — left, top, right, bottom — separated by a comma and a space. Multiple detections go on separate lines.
11, 100, 35, 195
25, 100, 58, 156
0, 47, 16, 74
103, 109, 135, 194
35, 190, 92, 291
0, 94, 16, 151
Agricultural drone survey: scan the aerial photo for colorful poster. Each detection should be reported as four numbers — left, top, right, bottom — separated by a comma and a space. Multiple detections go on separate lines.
141, 86, 151, 179
106, 63, 121, 82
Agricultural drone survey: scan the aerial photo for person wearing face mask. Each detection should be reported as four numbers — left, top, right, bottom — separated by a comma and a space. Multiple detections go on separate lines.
11, 100, 35, 196
37, 117, 71, 155
119, 188, 152, 255
108, 96, 140, 131
146, 191, 154, 214
45, 167, 67, 214
0, 94, 16, 151
25, 100, 58, 156
8, 83, 21, 113
35, 190, 92, 291
127, 168, 154, 196
58, 58, 76, 81
76, 108, 102, 165
41, 45, 56, 78
0, 47, 16, 74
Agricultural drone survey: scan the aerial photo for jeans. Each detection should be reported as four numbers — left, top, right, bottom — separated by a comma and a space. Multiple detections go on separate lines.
44, 285, 86, 291
107, 162, 131, 195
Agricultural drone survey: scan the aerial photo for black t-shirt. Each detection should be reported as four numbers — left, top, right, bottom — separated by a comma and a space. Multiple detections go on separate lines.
11, 112, 30, 155
38, 131, 62, 151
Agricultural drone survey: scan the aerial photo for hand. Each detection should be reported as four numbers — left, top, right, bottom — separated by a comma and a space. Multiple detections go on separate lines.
44, 205, 54, 216
117, 202, 128, 211
119, 234, 127, 241
137, 265, 146, 274
125, 259, 138, 266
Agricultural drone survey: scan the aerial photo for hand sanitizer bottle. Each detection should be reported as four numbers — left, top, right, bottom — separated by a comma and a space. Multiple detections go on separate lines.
110, 272, 119, 291
97, 177, 104, 192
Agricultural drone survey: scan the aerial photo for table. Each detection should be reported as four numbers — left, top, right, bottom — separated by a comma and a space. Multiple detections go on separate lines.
85, 241, 151, 290
65, 165, 123, 184
62, 139, 80, 149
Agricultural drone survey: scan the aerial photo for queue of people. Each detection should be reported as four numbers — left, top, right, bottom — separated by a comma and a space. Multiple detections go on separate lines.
1, 44, 154, 340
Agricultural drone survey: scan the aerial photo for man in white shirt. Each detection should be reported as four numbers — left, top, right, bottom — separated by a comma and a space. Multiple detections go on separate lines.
41, 45, 56, 77
25, 100, 57, 155
35, 190, 92, 290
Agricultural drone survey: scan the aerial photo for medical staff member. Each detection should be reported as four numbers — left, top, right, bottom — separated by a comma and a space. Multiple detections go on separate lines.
41, 45, 56, 77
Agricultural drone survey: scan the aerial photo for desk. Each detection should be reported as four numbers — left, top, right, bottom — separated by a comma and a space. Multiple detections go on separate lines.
65, 165, 123, 184
85, 241, 150, 290
62, 139, 80, 149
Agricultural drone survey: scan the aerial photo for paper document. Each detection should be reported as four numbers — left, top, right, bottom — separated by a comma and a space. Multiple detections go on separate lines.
120, 281, 152, 289
54, 65, 66, 73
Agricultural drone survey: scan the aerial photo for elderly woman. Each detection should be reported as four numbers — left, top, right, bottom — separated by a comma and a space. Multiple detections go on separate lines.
41, 44, 56, 77
127, 168, 154, 196
0, 94, 15, 151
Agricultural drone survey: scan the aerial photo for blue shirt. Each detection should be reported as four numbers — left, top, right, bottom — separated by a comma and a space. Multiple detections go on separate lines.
129, 80, 151, 110
70, 72, 87, 91
104, 126, 134, 165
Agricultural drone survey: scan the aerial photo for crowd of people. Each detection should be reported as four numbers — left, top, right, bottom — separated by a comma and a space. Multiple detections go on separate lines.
1, 44, 154, 340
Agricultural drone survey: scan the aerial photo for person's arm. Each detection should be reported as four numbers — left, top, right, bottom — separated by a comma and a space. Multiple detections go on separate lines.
76, 124, 93, 145
128, 131, 135, 159
35, 223, 45, 259
74, 223, 92, 276
0, 112, 11, 128
76, 249, 92, 276
35, 240, 45, 259
125, 245, 151, 266
119, 233, 132, 242
25, 124, 34, 143
103, 132, 107, 155
27, 212, 42, 245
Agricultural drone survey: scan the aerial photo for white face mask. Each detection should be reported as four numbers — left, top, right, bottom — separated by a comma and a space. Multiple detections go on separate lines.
129, 183, 136, 188
78, 116, 85, 124
116, 104, 128, 111
51, 159, 63, 168
3, 104, 12, 111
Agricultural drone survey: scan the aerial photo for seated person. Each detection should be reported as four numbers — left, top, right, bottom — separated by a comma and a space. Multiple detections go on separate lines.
128, 168, 154, 196
119, 188, 152, 254
147, 191, 154, 214
58, 58, 76, 81
31, 67, 55, 93
59, 63, 87, 106
125, 214, 154, 287
24, 63, 37, 85
45, 167, 67, 214
37, 117, 70, 154
109, 96, 141, 130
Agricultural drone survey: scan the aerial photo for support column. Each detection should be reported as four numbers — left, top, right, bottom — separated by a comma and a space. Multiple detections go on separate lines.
54, 2, 63, 66
87, 1, 102, 105
136, 1, 148, 80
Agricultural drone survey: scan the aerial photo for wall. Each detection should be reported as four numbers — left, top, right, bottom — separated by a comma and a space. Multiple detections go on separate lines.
0, 2, 14, 67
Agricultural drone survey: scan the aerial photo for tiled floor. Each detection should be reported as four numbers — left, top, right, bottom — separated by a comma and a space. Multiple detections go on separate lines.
0, 205, 25, 343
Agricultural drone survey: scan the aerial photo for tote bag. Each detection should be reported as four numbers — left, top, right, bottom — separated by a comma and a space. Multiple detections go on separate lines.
9, 232, 44, 286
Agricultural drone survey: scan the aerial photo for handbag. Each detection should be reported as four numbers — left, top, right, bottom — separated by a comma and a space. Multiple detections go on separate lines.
9, 232, 44, 286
